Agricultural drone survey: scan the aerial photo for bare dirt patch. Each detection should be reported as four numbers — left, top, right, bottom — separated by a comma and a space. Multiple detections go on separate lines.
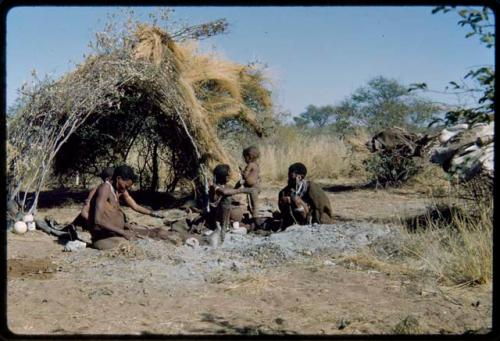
8, 259, 57, 280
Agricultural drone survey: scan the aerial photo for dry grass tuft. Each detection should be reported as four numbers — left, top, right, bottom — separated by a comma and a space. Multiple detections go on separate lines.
393, 315, 422, 334
258, 127, 370, 183
338, 250, 417, 278
401, 197, 492, 286
104, 242, 147, 260
404, 163, 452, 197
222, 272, 284, 294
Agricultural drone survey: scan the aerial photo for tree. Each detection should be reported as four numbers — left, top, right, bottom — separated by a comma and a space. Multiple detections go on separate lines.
346, 76, 439, 133
294, 77, 439, 135
293, 104, 335, 128
410, 6, 494, 126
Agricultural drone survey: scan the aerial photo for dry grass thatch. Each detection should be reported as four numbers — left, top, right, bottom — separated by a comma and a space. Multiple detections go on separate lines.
7, 24, 273, 212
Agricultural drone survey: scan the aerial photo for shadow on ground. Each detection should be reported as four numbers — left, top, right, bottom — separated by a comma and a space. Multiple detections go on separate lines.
402, 204, 467, 232
185, 313, 298, 335
24, 189, 189, 210
321, 180, 376, 193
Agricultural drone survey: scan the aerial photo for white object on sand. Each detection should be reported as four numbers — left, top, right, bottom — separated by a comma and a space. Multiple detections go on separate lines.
13, 221, 28, 234
27, 221, 36, 231
22, 214, 34, 223
230, 226, 247, 235
185, 237, 200, 248
63, 240, 87, 252
439, 123, 469, 144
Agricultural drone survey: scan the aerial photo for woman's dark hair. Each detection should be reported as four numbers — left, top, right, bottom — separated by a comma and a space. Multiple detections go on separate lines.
99, 167, 114, 182
288, 162, 307, 177
113, 165, 137, 182
213, 164, 231, 183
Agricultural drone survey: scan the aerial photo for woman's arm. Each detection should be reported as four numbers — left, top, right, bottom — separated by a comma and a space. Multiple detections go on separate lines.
122, 191, 152, 215
216, 186, 251, 197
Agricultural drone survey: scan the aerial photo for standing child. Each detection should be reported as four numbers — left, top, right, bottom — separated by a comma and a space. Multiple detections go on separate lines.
236, 146, 263, 229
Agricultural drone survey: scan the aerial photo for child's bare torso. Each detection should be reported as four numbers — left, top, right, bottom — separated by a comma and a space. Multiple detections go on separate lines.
243, 162, 260, 188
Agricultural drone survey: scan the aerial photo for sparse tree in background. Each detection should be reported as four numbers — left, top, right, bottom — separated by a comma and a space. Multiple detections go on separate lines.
347, 76, 440, 133
294, 76, 441, 135
293, 104, 335, 128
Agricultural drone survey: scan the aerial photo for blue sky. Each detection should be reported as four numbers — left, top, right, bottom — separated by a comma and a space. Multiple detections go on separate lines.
6, 6, 494, 117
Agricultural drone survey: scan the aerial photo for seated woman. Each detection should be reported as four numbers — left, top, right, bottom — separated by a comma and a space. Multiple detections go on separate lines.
87, 165, 172, 250
72, 167, 163, 231
278, 162, 333, 229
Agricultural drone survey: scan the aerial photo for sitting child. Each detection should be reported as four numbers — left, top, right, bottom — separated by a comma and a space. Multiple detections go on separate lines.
208, 164, 251, 233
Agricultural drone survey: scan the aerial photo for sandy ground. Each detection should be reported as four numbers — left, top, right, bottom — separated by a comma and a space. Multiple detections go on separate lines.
6, 186, 492, 335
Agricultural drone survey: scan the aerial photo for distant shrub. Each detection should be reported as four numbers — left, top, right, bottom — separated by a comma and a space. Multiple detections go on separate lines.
363, 149, 422, 187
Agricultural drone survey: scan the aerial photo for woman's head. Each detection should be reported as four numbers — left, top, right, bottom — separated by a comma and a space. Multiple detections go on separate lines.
112, 165, 137, 193
99, 167, 114, 182
213, 164, 231, 185
287, 162, 307, 187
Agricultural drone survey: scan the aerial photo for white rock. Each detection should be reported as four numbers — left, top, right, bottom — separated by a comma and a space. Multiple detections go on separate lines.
185, 237, 200, 248
63, 240, 87, 252
462, 144, 480, 154
439, 124, 468, 144
479, 143, 495, 176
13, 221, 28, 234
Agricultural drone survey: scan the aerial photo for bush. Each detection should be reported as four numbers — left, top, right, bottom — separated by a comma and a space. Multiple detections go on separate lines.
363, 149, 422, 187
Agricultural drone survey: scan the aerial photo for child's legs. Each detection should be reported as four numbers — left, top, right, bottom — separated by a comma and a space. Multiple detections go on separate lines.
247, 188, 260, 216
219, 196, 233, 229
248, 188, 268, 228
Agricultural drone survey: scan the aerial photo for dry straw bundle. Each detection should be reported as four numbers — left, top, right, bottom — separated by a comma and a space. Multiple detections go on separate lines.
7, 23, 273, 213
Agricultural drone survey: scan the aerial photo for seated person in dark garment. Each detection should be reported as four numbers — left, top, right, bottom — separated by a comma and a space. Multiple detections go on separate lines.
278, 162, 333, 229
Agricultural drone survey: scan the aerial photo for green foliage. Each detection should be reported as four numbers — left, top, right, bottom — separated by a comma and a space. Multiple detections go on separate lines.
363, 149, 422, 187
421, 6, 495, 126
295, 77, 440, 135
350, 76, 439, 132
293, 104, 335, 128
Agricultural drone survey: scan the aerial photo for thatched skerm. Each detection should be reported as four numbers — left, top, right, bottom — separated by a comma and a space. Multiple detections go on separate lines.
7, 24, 273, 213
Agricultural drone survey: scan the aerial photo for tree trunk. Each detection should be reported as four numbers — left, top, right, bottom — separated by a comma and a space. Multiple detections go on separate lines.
150, 141, 159, 192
